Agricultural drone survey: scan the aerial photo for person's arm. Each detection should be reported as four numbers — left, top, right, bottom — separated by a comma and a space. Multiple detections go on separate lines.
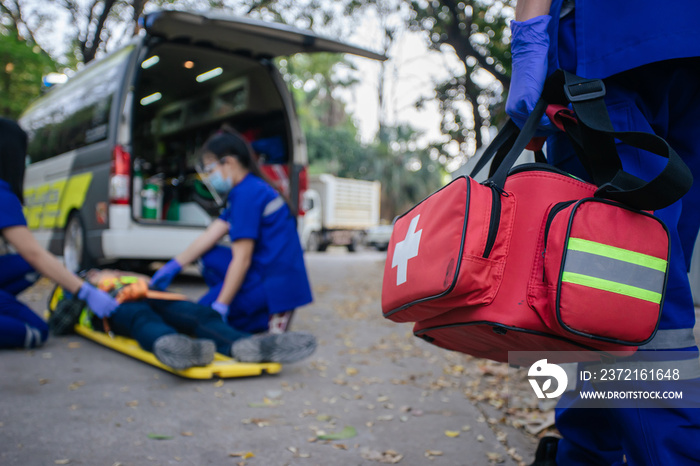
3, 225, 84, 294
215, 239, 254, 306
174, 218, 230, 267
515, 0, 553, 21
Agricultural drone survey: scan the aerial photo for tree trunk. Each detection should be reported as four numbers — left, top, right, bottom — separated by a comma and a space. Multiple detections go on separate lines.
82, 0, 117, 63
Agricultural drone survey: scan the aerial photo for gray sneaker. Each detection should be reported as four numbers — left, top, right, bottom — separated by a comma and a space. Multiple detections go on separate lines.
231, 332, 317, 364
153, 334, 215, 370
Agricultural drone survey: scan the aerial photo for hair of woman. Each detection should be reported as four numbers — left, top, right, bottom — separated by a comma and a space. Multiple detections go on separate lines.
0, 118, 28, 203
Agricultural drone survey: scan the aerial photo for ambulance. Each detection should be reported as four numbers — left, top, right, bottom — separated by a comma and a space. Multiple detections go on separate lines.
19, 10, 384, 271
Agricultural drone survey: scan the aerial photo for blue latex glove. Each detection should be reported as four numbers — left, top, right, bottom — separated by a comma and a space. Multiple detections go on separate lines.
149, 259, 182, 291
77, 282, 119, 318
505, 15, 557, 134
211, 301, 229, 320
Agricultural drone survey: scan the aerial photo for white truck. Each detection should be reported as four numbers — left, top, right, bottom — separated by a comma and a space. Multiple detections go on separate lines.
301, 174, 381, 252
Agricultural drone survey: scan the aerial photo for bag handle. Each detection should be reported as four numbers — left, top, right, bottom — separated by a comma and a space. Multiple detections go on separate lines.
488, 97, 549, 188
468, 119, 518, 179
485, 71, 692, 211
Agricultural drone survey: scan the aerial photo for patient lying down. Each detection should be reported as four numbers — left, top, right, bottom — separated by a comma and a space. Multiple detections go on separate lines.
54, 269, 316, 370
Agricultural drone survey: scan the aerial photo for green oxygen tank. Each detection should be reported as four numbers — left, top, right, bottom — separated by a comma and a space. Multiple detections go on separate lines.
166, 194, 180, 221
141, 183, 160, 219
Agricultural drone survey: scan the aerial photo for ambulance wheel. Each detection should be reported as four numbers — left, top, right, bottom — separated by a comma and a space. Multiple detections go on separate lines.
307, 232, 322, 252
63, 212, 92, 273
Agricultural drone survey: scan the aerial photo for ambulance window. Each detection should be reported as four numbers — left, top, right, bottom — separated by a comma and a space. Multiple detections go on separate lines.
23, 47, 133, 163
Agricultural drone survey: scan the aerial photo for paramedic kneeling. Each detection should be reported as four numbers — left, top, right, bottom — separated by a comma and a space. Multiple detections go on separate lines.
0, 118, 118, 349
150, 129, 312, 334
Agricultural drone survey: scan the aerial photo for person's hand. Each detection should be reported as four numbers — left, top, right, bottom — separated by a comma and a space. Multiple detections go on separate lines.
505, 15, 557, 134
77, 282, 119, 318
149, 259, 182, 291
211, 301, 229, 320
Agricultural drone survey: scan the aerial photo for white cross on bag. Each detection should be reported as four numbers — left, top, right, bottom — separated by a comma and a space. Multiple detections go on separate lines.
392, 214, 423, 286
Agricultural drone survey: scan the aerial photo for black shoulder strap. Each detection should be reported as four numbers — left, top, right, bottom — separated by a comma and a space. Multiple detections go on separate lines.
483, 70, 692, 211
543, 70, 692, 210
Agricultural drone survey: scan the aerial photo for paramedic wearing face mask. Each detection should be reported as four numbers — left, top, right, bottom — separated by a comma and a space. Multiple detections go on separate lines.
508, 1, 700, 465
149, 129, 313, 334
0, 118, 118, 349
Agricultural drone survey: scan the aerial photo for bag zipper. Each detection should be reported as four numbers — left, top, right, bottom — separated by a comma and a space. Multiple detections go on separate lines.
483, 182, 508, 258
508, 163, 586, 181
542, 200, 576, 280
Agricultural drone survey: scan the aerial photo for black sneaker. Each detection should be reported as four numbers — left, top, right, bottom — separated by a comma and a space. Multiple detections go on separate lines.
231, 332, 317, 364
48, 297, 85, 336
153, 334, 215, 370
530, 437, 559, 466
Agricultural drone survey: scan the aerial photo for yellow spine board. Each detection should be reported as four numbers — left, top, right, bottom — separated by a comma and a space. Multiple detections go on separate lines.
74, 325, 282, 379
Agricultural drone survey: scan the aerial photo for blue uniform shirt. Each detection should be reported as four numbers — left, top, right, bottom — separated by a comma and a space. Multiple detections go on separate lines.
0, 180, 26, 230
219, 174, 313, 314
548, 0, 700, 78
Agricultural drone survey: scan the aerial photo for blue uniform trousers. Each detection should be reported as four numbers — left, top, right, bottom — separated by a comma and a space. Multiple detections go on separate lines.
198, 246, 269, 334
548, 59, 700, 465
0, 254, 46, 349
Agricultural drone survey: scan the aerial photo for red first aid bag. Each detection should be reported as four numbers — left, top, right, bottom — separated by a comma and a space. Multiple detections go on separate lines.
381, 71, 692, 364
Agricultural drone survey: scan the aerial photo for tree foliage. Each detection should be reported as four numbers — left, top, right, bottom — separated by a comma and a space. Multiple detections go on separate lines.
1, 0, 453, 217
408, 0, 513, 153
0, 24, 55, 118
280, 52, 445, 219
348, 0, 513, 159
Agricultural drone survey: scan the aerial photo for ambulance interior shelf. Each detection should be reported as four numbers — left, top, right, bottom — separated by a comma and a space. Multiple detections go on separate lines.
130, 114, 290, 227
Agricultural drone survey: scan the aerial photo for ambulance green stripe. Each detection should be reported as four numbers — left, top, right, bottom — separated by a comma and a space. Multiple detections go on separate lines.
561, 272, 663, 304
567, 238, 667, 272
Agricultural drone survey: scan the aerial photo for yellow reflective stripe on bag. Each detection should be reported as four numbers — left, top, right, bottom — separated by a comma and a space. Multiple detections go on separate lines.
562, 237, 667, 304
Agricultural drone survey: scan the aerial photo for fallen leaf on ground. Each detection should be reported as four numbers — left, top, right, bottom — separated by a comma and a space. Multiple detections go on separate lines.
147, 433, 173, 440
317, 425, 357, 440
486, 452, 504, 463
39, 379, 50, 385
360, 448, 403, 463
242, 418, 271, 427
229, 452, 255, 459
213, 380, 224, 387
425, 450, 443, 458
524, 411, 556, 435
180, 432, 193, 437
67, 342, 81, 349
54, 460, 70, 465
287, 446, 311, 458
248, 397, 282, 408
444, 430, 460, 438
68, 381, 84, 390
125, 400, 139, 407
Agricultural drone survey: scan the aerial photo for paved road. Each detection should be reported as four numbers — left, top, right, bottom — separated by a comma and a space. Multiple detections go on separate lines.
0, 249, 538, 466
